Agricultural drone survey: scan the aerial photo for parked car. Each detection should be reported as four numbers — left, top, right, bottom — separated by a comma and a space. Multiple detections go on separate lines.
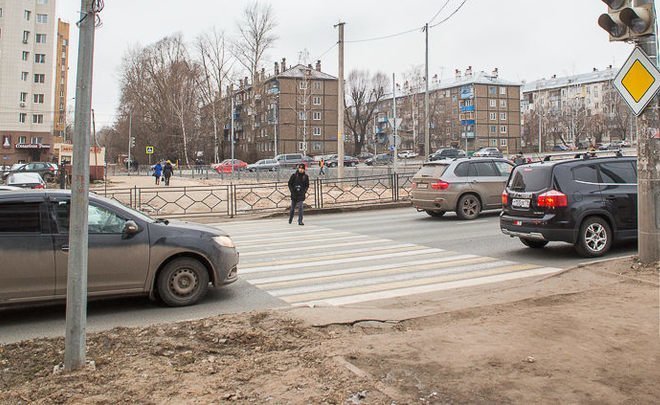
0, 190, 239, 307
0, 186, 22, 192
598, 143, 612, 151
500, 156, 637, 257
274, 153, 309, 169
428, 148, 466, 161
552, 144, 570, 152
6, 172, 47, 189
411, 157, 514, 219
473, 147, 504, 158
247, 159, 280, 172
2, 161, 57, 182
325, 155, 359, 167
213, 159, 248, 174
365, 153, 393, 166
357, 152, 374, 162
398, 150, 419, 159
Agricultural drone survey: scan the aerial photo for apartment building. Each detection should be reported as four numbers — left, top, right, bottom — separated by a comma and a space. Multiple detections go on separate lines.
53, 18, 69, 141
373, 67, 522, 154
0, 0, 63, 165
229, 58, 338, 161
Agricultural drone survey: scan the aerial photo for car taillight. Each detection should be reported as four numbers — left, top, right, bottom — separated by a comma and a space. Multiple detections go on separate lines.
48, 166, 55, 171
537, 190, 568, 208
431, 181, 449, 190
501, 191, 508, 205
33, 184, 45, 189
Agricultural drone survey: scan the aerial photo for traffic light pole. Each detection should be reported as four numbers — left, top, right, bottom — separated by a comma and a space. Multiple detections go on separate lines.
635, 20, 660, 264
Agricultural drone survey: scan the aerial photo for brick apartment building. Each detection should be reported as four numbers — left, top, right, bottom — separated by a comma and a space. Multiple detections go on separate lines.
371, 67, 522, 155
228, 58, 338, 161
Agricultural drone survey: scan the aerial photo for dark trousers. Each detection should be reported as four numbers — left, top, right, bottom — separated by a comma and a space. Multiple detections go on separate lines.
164, 174, 171, 186
289, 199, 304, 224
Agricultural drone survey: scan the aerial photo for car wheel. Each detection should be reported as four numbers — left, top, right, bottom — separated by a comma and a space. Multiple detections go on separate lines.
426, 210, 446, 218
156, 258, 210, 307
456, 194, 481, 220
575, 217, 612, 257
520, 238, 549, 249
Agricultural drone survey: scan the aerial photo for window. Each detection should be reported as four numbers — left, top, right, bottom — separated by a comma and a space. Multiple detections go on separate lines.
500, 87, 507, 95
34, 54, 45, 63
21, 72, 29, 81
2, 135, 10, 148
490, 139, 498, 147
599, 161, 636, 184
23, 31, 30, 43
313, 96, 321, 105
313, 142, 322, 151
494, 161, 514, 176
500, 139, 508, 147
313, 112, 322, 121
299, 81, 308, 90
52, 201, 127, 234
22, 51, 30, 61
33, 94, 44, 104
36, 14, 48, 24
19, 114, 27, 124
500, 125, 507, 134
500, 112, 507, 121
573, 164, 599, 183
489, 99, 496, 108
0, 8, 3, 17
470, 162, 499, 177
488, 86, 497, 95
37, 0, 49, 4
18, 136, 27, 144
314, 81, 321, 90
500, 99, 507, 108
20, 92, 28, 102
298, 111, 306, 120
490, 125, 497, 133
313, 127, 321, 136
24, 10, 31, 21
454, 162, 469, 177
30, 136, 43, 144
32, 114, 44, 124
489, 112, 496, 121
0, 203, 41, 233
34, 74, 45, 83
36, 33, 47, 43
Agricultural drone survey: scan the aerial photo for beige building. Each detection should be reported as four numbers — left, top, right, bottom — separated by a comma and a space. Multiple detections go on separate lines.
53, 18, 69, 141
229, 58, 338, 161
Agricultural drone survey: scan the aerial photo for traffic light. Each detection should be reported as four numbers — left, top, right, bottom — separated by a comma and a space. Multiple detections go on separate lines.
130, 136, 136, 148
598, 0, 630, 41
620, 3, 655, 38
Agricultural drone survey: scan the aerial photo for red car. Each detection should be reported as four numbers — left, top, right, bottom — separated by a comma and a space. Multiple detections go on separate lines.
213, 159, 248, 174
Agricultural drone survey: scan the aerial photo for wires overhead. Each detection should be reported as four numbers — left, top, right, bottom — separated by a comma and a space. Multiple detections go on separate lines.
345, 26, 423, 44
430, 0, 469, 28
313, 42, 338, 61
428, 0, 451, 25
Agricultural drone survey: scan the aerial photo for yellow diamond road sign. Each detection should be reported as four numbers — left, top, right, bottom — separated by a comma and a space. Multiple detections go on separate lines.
614, 47, 660, 116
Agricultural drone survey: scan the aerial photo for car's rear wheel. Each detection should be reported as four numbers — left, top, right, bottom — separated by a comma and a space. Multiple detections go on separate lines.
456, 194, 481, 220
157, 258, 209, 307
575, 217, 612, 257
520, 238, 549, 249
425, 210, 446, 218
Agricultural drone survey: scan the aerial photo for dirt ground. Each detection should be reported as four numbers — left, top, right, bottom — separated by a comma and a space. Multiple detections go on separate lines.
0, 258, 658, 404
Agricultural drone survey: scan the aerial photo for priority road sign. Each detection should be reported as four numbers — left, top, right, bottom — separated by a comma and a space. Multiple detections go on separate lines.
145, 146, 154, 155
613, 47, 660, 117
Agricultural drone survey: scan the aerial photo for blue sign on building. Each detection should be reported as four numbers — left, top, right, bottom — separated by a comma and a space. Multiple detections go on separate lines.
460, 85, 474, 99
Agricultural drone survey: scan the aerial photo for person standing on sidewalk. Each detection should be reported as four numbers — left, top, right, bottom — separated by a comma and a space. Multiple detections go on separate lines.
319, 158, 326, 175
288, 164, 309, 225
153, 161, 163, 185
163, 160, 174, 186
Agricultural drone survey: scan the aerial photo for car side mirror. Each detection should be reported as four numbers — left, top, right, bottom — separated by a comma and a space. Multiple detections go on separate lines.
122, 220, 140, 239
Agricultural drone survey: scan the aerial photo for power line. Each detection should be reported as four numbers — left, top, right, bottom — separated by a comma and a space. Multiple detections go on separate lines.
428, 0, 451, 25
313, 42, 338, 61
430, 0, 470, 28
345, 26, 423, 44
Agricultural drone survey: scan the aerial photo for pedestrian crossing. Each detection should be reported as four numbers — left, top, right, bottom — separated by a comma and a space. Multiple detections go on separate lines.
213, 219, 562, 307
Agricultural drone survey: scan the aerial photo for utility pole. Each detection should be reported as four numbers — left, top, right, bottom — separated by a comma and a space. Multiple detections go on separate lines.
392, 73, 399, 173
538, 106, 542, 154
127, 114, 132, 175
424, 23, 430, 157
64, 0, 96, 372
231, 91, 235, 176
335, 22, 345, 178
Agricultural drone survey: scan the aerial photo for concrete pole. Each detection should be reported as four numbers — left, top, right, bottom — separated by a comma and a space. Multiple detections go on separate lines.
393, 73, 399, 173
538, 107, 542, 154
64, 0, 95, 371
635, 18, 660, 264
127, 114, 132, 175
336, 22, 345, 178
231, 93, 235, 176
424, 23, 430, 157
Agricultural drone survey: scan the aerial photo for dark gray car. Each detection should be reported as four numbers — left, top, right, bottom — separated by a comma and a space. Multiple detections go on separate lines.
0, 190, 239, 307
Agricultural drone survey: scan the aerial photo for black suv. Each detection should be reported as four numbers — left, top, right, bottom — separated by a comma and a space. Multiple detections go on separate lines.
428, 148, 466, 161
500, 156, 637, 257
2, 162, 58, 182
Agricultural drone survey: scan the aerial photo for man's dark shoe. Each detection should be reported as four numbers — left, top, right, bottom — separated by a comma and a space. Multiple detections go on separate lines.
288, 218, 293, 224
298, 222, 304, 226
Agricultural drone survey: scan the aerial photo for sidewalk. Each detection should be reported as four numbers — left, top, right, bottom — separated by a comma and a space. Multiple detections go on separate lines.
1, 257, 657, 404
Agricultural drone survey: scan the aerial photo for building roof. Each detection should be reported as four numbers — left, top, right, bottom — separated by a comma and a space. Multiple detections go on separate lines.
276, 64, 337, 81
430, 71, 520, 91
522, 67, 617, 93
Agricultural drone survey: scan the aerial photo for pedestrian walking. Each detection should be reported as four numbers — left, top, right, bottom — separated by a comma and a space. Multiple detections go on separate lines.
513, 151, 526, 166
319, 158, 326, 175
163, 160, 174, 186
288, 164, 309, 226
153, 161, 163, 185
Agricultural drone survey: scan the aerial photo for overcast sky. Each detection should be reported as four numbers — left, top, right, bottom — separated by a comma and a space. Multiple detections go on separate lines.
56, 0, 636, 128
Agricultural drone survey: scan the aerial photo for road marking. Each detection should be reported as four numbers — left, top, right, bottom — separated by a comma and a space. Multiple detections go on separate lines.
237, 234, 369, 250
240, 238, 393, 257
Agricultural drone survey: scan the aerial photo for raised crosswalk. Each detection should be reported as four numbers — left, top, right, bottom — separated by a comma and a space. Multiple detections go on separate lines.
214, 219, 562, 307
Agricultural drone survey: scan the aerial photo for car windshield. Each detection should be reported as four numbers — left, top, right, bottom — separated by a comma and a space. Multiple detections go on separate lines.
416, 164, 450, 178
508, 166, 552, 192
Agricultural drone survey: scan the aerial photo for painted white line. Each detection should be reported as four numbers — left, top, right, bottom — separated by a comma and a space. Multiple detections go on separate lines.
237, 234, 371, 252
240, 238, 393, 257
233, 231, 354, 245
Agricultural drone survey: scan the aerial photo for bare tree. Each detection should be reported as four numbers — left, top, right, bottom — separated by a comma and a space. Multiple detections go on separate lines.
603, 83, 632, 141
195, 27, 233, 163
344, 70, 388, 156
232, 1, 277, 82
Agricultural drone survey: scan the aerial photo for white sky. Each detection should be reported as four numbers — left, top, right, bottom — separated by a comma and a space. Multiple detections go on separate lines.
56, 0, 636, 128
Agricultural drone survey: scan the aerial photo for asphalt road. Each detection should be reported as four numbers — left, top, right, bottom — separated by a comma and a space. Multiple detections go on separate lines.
0, 207, 636, 344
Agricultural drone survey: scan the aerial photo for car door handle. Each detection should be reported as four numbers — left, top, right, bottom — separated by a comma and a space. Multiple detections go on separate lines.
60, 245, 70, 252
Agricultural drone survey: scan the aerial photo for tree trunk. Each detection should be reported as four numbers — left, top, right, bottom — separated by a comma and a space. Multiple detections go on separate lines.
179, 114, 190, 166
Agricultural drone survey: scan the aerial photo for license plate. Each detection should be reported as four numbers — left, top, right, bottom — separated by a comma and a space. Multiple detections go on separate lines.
512, 198, 530, 208
513, 220, 523, 226
417, 183, 428, 189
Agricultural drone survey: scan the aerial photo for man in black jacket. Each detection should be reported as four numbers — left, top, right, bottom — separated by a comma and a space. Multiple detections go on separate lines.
288, 164, 309, 225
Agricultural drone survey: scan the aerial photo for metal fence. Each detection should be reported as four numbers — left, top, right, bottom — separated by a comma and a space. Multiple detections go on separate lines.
100, 172, 415, 218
